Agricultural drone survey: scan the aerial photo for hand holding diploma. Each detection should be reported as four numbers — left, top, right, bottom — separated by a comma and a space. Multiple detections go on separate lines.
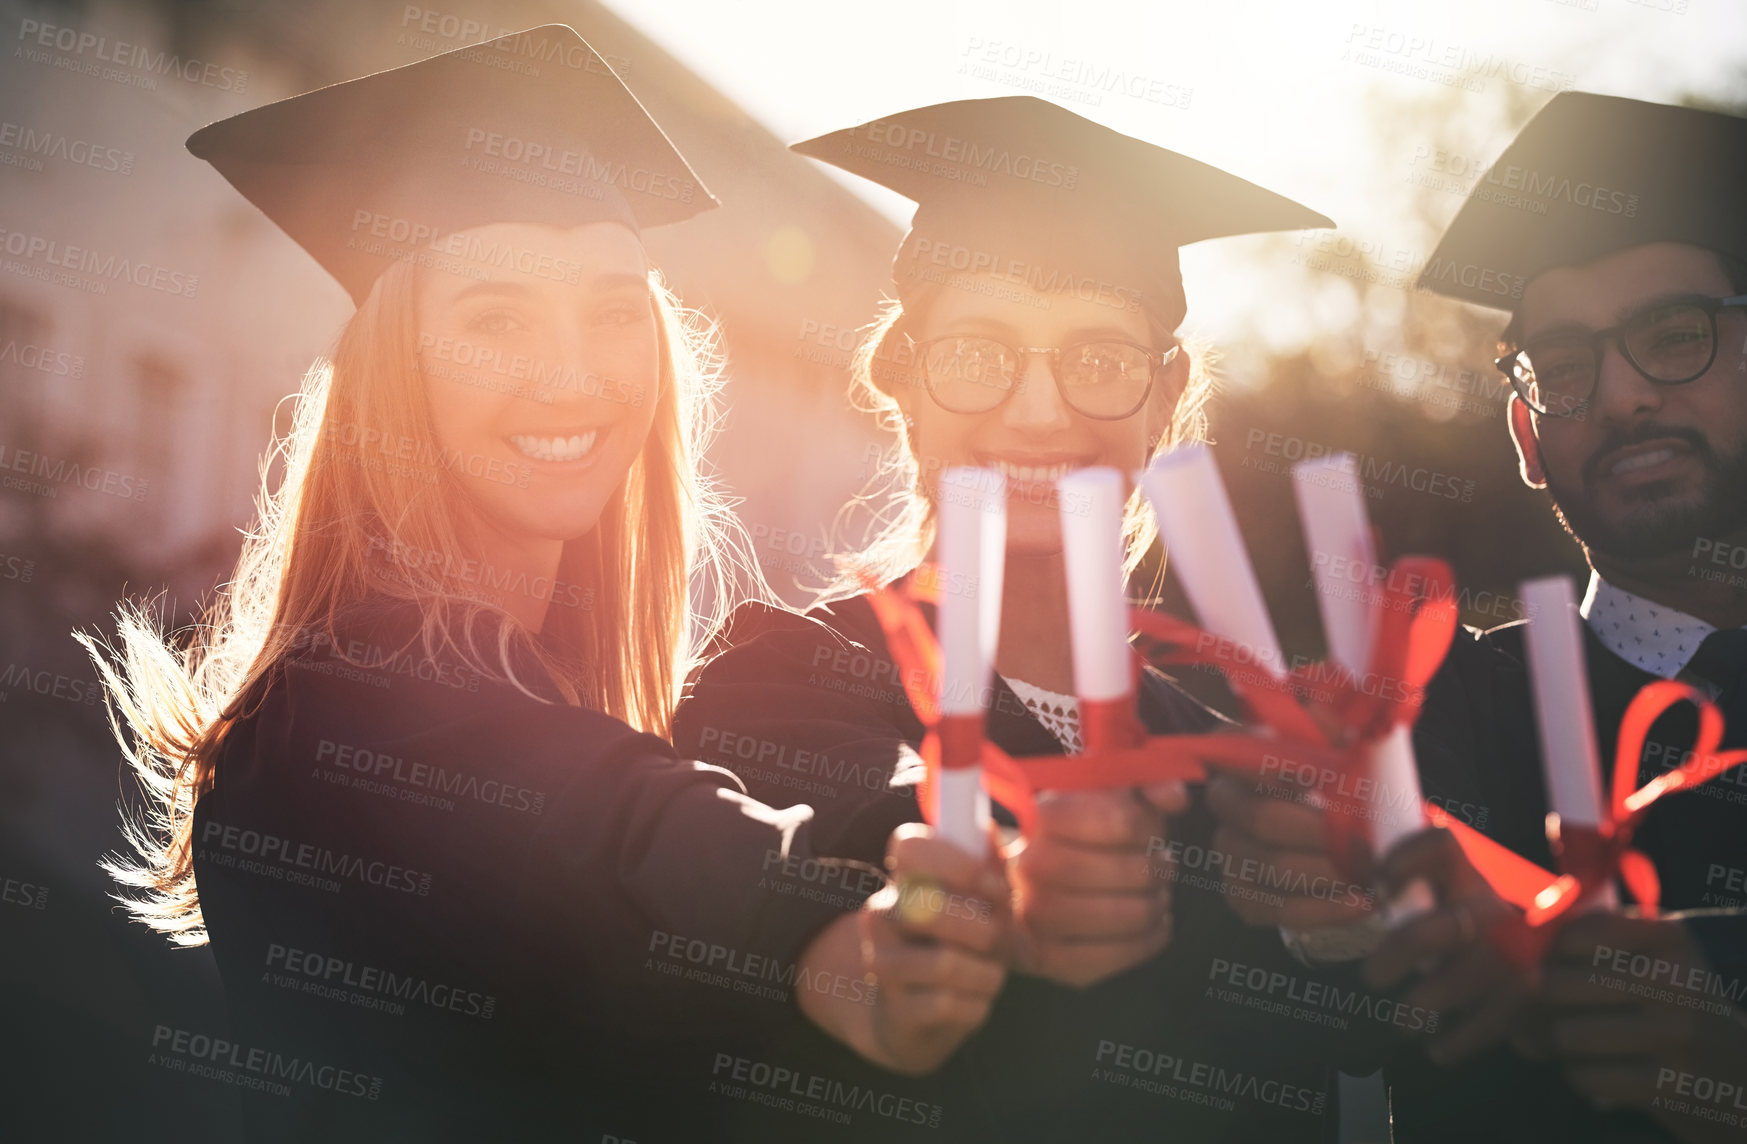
798, 824, 1012, 1076
804, 469, 1015, 1084
1148, 447, 1365, 931
1349, 580, 1659, 1064
1531, 913, 1747, 1140
1008, 781, 1188, 987
1006, 468, 1185, 988
1154, 449, 1428, 949
1358, 581, 1747, 1077
1290, 454, 1434, 956
1360, 828, 1540, 1065
1204, 772, 1382, 930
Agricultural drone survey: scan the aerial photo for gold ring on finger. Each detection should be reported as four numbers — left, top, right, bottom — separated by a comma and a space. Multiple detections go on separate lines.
893, 873, 944, 930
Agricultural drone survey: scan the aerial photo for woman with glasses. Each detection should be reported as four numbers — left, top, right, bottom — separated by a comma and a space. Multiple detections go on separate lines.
673, 96, 1351, 1141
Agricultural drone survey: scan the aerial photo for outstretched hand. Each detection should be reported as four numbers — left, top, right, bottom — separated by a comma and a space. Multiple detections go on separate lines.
1533, 911, 1747, 1141
1361, 827, 1538, 1064
1007, 782, 1187, 987
799, 824, 1011, 1076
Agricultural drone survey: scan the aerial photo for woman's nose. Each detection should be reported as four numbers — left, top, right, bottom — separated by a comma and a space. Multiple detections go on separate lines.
1002, 351, 1074, 431
535, 322, 612, 406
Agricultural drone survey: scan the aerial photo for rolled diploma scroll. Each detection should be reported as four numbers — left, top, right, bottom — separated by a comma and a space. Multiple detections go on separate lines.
1519, 575, 1620, 910
1294, 455, 1433, 929
935, 467, 1006, 857
1142, 445, 1286, 681
1057, 468, 1135, 748
1145, 447, 1375, 960
1294, 454, 1427, 856
1142, 449, 1386, 963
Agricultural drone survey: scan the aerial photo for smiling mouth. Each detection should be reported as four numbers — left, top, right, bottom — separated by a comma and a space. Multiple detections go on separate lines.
1600, 442, 1688, 479
509, 429, 600, 463
1609, 447, 1677, 476
982, 458, 1084, 485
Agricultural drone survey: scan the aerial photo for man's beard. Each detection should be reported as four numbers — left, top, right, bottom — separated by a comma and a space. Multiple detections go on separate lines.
1545, 424, 1747, 560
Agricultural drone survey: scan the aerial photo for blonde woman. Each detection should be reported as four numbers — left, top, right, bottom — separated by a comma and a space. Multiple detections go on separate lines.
85, 29, 1006, 1142
675, 97, 1351, 1141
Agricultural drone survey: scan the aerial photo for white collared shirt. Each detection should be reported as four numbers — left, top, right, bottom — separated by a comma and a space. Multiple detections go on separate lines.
1580, 571, 1719, 680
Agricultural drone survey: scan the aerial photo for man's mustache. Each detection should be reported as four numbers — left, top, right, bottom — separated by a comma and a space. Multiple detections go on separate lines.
1581, 423, 1714, 487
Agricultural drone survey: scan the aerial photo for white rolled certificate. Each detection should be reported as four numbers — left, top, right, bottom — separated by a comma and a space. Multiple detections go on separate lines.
1519, 575, 1619, 909
934, 467, 1006, 856
1057, 467, 1133, 703
1293, 453, 1376, 678
1519, 576, 1608, 825
937, 468, 1007, 716
1293, 453, 1426, 855
1142, 444, 1286, 680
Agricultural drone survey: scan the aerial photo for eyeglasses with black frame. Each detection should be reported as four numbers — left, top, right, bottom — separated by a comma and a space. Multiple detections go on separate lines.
904, 334, 1179, 421
1497, 294, 1747, 418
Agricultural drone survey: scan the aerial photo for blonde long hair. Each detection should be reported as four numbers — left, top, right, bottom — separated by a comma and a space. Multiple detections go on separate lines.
821, 288, 1217, 602
80, 259, 761, 945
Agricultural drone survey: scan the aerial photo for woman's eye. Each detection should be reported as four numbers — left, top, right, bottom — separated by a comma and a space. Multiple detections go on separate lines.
469, 310, 525, 336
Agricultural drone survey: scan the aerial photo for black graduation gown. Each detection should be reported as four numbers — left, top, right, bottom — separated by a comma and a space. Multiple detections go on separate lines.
1389, 620, 1747, 1143
673, 594, 1355, 1144
189, 598, 865, 1143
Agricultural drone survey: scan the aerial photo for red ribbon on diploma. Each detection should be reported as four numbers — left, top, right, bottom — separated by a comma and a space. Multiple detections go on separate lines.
867, 558, 1457, 856
1446, 680, 1747, 964
867, 566, 1747, 966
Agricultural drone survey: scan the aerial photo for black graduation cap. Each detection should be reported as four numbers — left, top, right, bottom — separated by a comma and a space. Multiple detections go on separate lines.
1419, 92, 1747, 310
187, 24, 716, 305
792, 96, 1332, 327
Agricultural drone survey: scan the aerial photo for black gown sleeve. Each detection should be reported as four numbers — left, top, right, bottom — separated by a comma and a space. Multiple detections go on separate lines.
192, 602, 876, 1142
675, 600, 932, 866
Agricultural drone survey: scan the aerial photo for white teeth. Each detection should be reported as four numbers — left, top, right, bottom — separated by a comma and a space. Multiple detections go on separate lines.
509, 430, 598, 462
1611, 447, 1675, 475
988, 459, 1076, 485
